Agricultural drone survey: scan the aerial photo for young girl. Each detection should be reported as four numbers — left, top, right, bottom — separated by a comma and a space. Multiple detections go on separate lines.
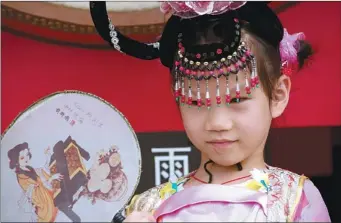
90, 1, 331, 222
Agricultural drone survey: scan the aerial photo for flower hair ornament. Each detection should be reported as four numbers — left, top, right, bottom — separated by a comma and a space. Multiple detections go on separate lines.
160, 1, 247, 18
280, 28, 307, 76
90, 1, 308, 109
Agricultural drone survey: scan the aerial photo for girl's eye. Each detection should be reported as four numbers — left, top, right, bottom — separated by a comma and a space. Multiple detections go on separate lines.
191, 100, 198, 106
190, 97, 249, 106
191, 100, 205, 106
230, 97, 248, 103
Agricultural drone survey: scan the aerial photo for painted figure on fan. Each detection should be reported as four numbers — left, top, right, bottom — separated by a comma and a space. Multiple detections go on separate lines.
7, 143, 62, 222
8, 141, 129, 222
91, 1, 331, 222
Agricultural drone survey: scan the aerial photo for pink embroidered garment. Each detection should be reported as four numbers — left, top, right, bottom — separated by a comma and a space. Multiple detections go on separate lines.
154, 180, 330, 222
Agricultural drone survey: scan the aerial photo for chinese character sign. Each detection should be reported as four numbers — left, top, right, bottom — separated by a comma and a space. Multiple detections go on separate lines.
152, 147, 191, 186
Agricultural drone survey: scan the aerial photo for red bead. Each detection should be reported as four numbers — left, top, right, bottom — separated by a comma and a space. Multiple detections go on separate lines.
209, 71, 214, 75
178, 43, 183, 48
234, 18, 239, 23
245, 51, 251, 56
181, 95, 186, 103
187, 97, 192, 105
283, 67, 292, 76
225, 95, 231, 103
185, 69, 190, 75
206, 98, 211, 106
241, 57, 246, 62
179, 66, 184, 71
197, 99, 202, 107
216, 49, 223, 54
216, 96, 221, 104
236, 91, 241, 98
201, 71, 205, 75
175, 61, 180, 66
191, 70, 197, 75
245, 86, 251, 94
180, 48, 185, 53
255, 76, 260, 84
196, 54, 201, 59
227, 67, 231, 72
219, 68, 224, 74
175, 91, 179, 97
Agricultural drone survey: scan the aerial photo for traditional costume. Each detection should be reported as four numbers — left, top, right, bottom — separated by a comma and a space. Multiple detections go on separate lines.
90, 1, 331, 222
124, 166, 330, 222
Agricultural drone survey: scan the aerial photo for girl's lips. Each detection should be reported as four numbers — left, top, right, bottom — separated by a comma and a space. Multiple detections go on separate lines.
206, 140, 237, 149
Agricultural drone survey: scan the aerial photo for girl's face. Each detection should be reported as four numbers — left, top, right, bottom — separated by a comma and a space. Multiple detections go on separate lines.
179, 70, 290, 167
18, 148, 31, 167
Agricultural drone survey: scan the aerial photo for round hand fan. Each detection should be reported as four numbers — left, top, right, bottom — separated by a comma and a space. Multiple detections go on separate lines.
1, 91, 141, 222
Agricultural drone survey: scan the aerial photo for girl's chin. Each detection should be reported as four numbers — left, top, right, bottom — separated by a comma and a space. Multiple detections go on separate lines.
207, 154, 246, 168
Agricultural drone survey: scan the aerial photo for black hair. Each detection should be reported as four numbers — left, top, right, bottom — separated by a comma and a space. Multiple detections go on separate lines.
159, 3, 313, 99
8, 142, 32, 169
90, 2, 313, 81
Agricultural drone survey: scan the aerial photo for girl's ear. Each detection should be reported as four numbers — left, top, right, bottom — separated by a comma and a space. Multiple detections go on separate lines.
270, 75, 291, 118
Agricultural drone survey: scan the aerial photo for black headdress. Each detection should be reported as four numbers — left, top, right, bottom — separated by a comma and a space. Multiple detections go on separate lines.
90, 2, 283, 64
89, 2, 160, 60
90, 2, 288, 108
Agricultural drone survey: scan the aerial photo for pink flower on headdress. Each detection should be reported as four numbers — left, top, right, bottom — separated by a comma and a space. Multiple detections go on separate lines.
279, 28, 306, 76
279, 28, 306, 64
160, 1, 247, 18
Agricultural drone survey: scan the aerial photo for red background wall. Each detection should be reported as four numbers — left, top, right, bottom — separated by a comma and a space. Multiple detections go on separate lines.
2, 2, 341, 134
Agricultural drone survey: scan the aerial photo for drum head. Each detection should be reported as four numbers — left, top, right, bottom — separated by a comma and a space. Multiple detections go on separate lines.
1, 91, 141, 222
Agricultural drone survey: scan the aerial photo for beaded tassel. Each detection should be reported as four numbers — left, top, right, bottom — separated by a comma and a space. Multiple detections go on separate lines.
205, 79, 211, 109
177, 73, 182, 99
245, 75, 251, 97
225, 75, 231, 106
180, 77, 185, 106
251, 57, 260, 88
236, 74, 241, 103
187, 78, 193, 107
216, 77, 221, 106
196, 80, 202, 109
174, 70, 180, 101
244, 69, 251, 97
